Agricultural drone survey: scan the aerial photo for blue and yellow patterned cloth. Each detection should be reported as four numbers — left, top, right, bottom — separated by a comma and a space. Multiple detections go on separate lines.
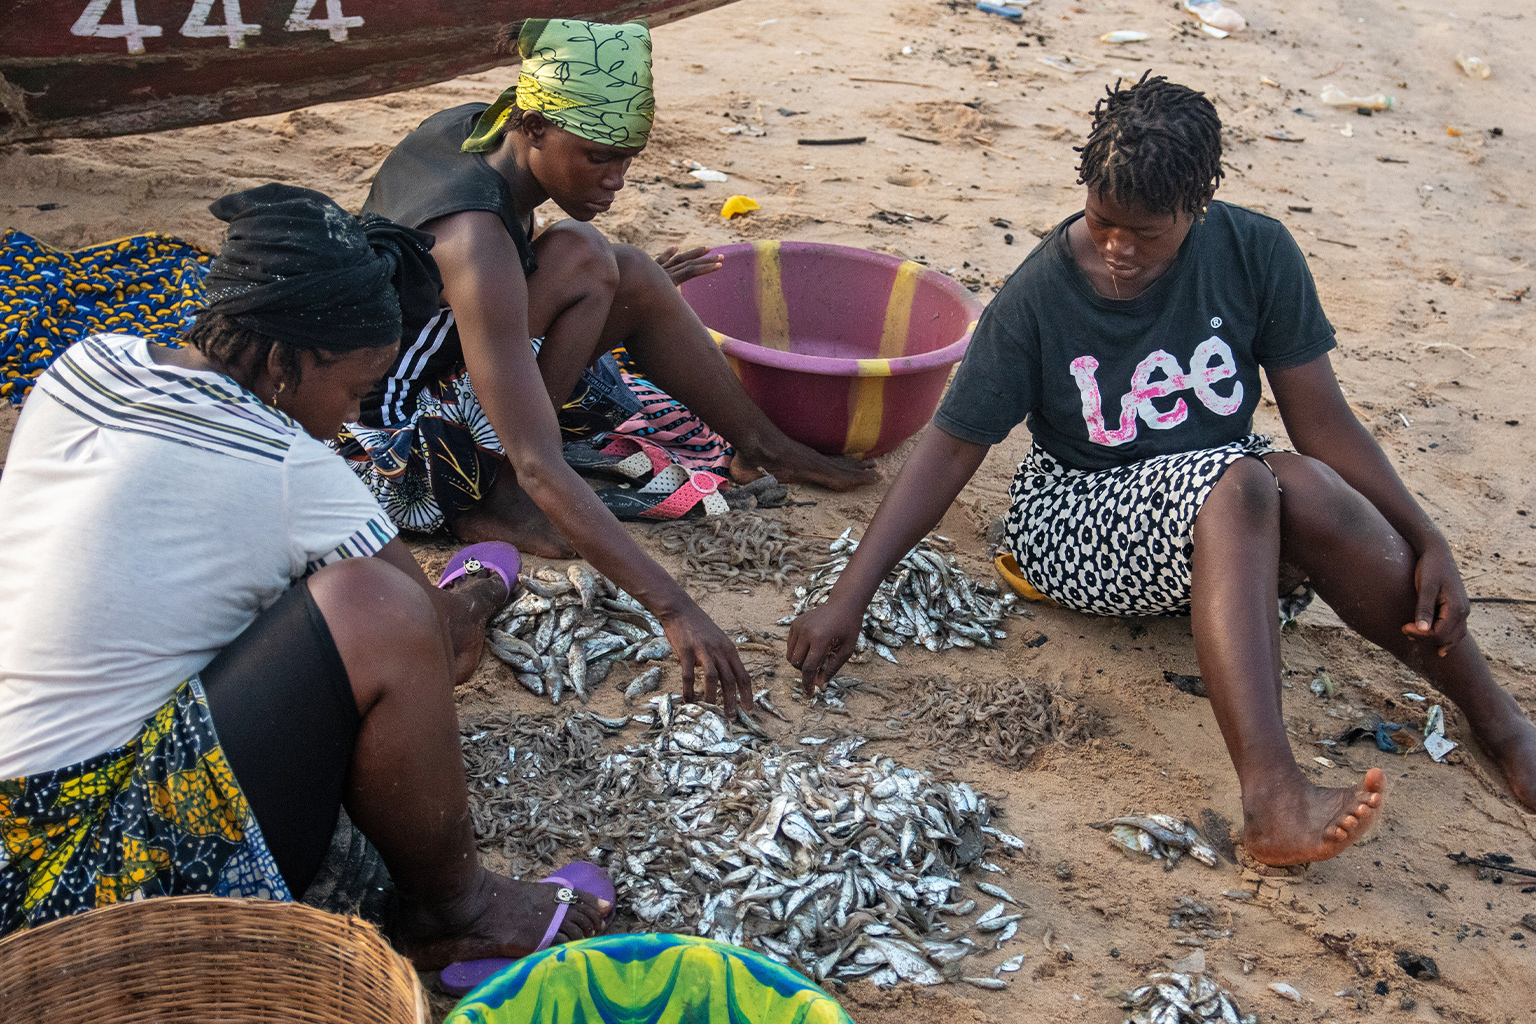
0, 229, 211, 404
0, 680, 288, 938
447, 933, 856, 1024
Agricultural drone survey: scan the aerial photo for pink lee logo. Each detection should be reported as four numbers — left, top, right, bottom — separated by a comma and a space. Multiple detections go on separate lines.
1069, 336, 1244, 447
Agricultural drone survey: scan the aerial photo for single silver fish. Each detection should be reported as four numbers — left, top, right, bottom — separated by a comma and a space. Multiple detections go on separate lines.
962, 977, 1007, 990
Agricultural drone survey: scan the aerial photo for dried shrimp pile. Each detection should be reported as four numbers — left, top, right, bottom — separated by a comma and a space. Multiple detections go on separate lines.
909, 675, 1106, 768
461, 711, 625, 870
654, 511, 821, 585
786, 531, 1020, 663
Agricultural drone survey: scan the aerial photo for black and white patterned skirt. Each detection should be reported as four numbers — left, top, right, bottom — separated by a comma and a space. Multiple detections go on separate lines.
1003, 434, 1309, 617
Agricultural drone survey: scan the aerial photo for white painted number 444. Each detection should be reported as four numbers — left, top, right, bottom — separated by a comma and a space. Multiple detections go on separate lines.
71, 0, 364, 53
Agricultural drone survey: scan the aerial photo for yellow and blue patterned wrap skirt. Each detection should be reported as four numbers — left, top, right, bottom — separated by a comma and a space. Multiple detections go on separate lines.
0, 679, 288, 938
446, 933, 855, 1024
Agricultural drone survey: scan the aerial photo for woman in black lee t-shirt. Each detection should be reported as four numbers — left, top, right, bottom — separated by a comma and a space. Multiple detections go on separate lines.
787, 74, 1536, 868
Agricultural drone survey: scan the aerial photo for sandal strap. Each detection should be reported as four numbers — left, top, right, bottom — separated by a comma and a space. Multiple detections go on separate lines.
536, 897, 570, 952
598, 434, 675, 479
638, 464, 729, 520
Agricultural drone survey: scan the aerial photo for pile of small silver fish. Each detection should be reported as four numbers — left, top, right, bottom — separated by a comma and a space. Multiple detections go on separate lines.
1090, 814, 1221, 870
784, 531, 1020, 664
654, 511, 822, 586
485, 565, 672, 704
1122, 969, 1256, 1024
465, 696, 1030, 987
582, 698, 1031, 987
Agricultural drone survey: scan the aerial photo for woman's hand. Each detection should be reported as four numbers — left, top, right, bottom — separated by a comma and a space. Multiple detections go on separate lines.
1400, 538, 1472, 657
658, 604, 753, 716
655, 246, 724, 286
782, 426, 991, 697
787, 598, 866, 697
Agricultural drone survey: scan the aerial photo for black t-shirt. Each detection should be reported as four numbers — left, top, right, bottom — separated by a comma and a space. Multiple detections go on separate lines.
933, 201, 1336, 471
358, 104, 539, 426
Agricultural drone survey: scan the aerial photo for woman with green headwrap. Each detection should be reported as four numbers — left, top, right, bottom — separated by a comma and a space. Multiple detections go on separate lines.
345, 18, 877, 714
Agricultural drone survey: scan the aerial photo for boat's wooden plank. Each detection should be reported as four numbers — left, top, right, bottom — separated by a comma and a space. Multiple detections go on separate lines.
0, 0, 736, 143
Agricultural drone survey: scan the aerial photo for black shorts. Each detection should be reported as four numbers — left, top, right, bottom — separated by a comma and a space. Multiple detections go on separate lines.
201, 581, 360, 895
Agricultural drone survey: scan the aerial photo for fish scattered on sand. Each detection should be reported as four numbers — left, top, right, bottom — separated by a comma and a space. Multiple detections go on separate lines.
1090, 814, 1221, 870
995, 953, 1026, 974
486, 566, 672, 705
1123, 969, 1257, 1024
976, 881, 1023, 905
783, 530, 1020, 663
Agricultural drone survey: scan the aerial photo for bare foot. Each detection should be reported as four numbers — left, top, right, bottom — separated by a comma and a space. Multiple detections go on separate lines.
1240, 767, 1385, 866
449, 484, 575, 559
437, 568, 508, 682
394, 868, 610, 970
1472, 714, 1536, 810
735, 439, 879, 492
729, 454, 767, 485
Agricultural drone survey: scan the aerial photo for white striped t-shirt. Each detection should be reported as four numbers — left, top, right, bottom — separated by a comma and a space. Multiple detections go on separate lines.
0, 334, 397, 778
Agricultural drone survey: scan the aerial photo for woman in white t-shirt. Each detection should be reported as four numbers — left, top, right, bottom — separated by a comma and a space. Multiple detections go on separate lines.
0, 185, 609, 966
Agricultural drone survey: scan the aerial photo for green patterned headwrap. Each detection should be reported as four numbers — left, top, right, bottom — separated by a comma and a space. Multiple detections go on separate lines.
462, 18, 654, 154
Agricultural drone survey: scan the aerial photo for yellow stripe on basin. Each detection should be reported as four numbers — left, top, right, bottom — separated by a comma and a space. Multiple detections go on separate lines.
844, 375, 886, 456
753, 240, 792, 352
845, 263, 922, 452
876, 260, 923, 359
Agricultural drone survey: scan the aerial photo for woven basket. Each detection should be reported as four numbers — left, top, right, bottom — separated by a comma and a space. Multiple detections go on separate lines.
0, 896, 426, 1024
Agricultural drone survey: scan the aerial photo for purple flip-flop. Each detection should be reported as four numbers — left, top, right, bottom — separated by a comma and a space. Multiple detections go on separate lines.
437, 541, 520, 594
437, 861, 616, 997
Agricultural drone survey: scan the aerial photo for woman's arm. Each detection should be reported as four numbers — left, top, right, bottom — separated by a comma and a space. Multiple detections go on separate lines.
425, 212, 751, 712
787, 425, 990, 692
1268, 353, 1468, 652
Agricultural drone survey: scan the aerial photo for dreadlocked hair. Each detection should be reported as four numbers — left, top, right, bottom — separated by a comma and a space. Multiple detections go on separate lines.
1075, 72, 1224, 218
180, 311, 326, 386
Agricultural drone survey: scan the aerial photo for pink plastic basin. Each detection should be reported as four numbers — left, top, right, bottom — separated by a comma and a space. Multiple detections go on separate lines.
680, 241, 983, 458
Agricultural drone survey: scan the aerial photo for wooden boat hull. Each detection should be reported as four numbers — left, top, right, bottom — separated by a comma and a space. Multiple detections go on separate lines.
0, 0, 735, 144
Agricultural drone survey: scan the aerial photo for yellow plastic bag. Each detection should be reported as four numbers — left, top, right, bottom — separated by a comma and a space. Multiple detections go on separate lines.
720, 195, 760, 219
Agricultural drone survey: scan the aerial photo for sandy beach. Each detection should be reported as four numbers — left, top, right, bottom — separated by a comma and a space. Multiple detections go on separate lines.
4, 0, 1535, 1020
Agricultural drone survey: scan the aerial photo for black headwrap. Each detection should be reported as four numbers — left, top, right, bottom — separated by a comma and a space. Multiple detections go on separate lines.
203, 183, 442, 349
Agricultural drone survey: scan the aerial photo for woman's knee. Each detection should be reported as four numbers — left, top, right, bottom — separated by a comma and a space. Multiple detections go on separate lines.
612, 243, 670, 288
306, 558, 447, 684
533, 221, 621, 293
1267, 452, 1370, 540
1205, 456, 1281, 527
